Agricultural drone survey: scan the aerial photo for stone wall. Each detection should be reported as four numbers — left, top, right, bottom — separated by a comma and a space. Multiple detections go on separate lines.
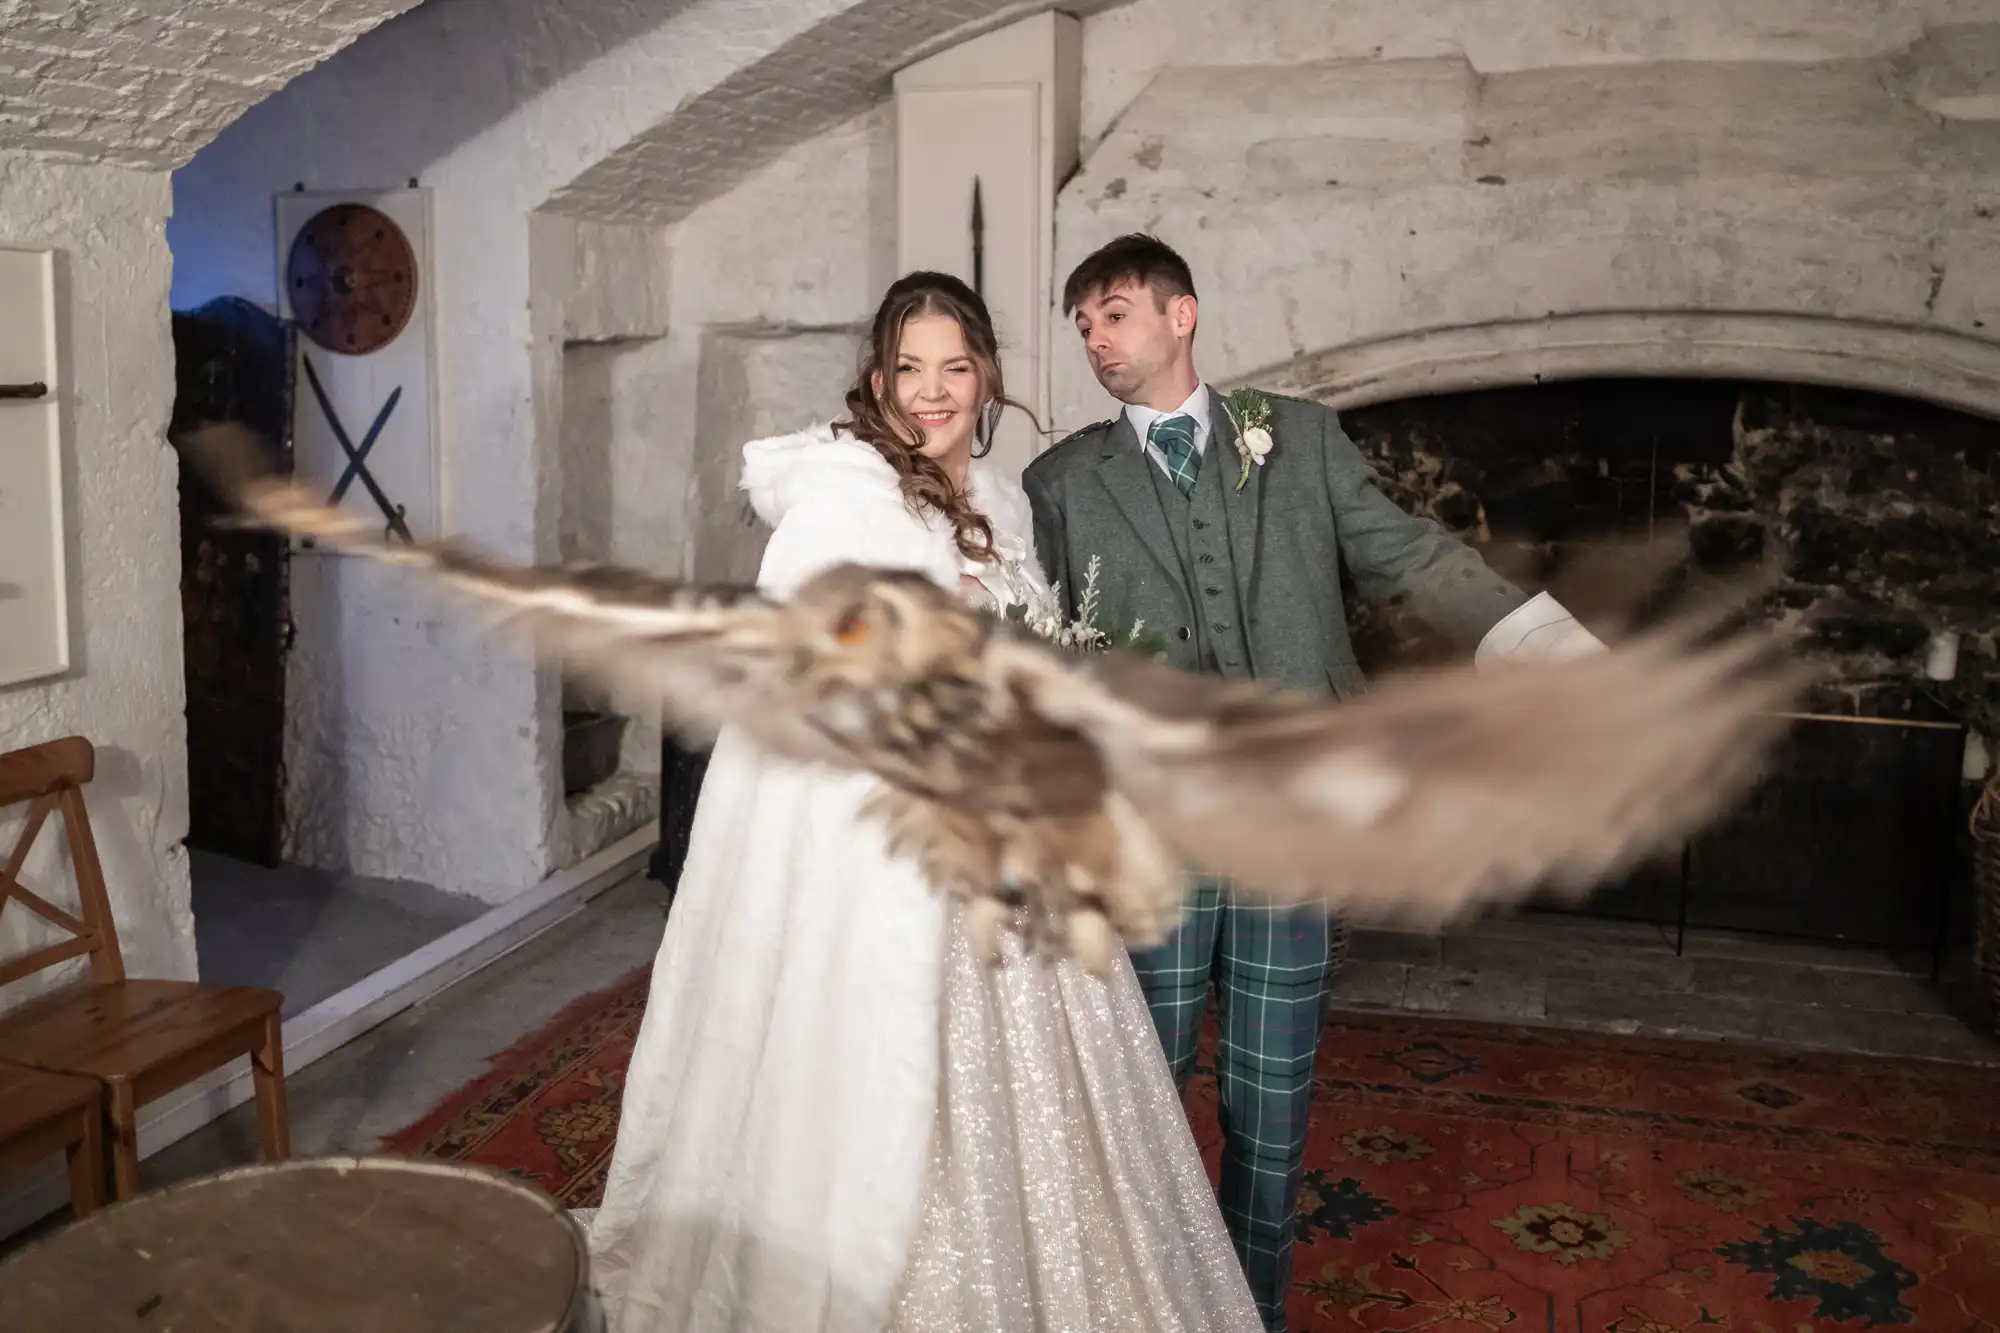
528, 107, 888, 793
0, 154, 194, 1014
1335, 379, 2000, 734
1055, 0, 2000, 431
164, 0, 905, 895
661, 103, 896, 583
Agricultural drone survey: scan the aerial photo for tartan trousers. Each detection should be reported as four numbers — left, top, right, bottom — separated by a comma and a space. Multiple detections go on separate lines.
1127, 877, 1352, 1333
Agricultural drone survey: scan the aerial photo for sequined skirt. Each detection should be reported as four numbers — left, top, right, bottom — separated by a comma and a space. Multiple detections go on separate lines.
888, 915, 1264, 1332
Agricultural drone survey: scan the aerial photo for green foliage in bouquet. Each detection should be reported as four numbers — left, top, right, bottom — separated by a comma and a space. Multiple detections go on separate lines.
1015, 555, 1170, 664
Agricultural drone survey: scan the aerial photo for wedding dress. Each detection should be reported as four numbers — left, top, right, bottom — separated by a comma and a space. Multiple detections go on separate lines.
584, 423, 1264, 1333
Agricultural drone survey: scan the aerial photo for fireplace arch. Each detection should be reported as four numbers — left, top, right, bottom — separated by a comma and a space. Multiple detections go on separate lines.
1248, 311, 2000, 424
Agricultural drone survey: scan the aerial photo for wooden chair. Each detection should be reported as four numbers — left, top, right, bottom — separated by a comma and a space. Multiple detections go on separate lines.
0, 735, 290, 1201
0, 1057, 103, 1220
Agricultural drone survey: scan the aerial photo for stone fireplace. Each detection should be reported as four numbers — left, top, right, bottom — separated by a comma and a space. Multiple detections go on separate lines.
1329, 375, 1995, 963
1023, 0, 2000, 1052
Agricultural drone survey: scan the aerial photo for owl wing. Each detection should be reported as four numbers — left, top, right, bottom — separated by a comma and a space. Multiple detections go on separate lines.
189, 419, 1807, 935
181, 423, 859, 770
989, 618, 1808, 928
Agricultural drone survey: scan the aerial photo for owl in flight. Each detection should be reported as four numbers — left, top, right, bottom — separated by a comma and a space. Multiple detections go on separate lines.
183, 424, 1807, 975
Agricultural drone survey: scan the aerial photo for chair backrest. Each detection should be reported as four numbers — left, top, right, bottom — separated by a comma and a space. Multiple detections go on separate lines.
0, 735, 125, 991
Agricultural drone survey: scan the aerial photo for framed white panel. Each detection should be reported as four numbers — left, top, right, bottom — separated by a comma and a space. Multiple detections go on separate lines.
896, 85, 1043, 486
0, 245, 71, 687
276, 187, 441, 544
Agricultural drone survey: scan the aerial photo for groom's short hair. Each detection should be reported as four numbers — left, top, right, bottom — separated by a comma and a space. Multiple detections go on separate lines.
1062, 233, 1197, 315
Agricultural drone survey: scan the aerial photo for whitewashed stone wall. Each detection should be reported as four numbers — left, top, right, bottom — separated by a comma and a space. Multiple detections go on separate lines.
165, 0, 908, 898
2, 0, 1088, 903
549, 105, 891, 780
0, 154, 192, 1013
1053, 0, 2000, 430
664, 104, 896, 584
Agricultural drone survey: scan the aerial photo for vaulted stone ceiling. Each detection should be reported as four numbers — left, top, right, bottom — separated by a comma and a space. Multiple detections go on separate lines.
545, 0, 1129, 225
0, 0, 427, 166
3, 0, 1129, 224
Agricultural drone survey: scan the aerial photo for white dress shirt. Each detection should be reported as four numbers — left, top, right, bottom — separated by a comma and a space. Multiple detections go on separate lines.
1123, 383, 1214, 483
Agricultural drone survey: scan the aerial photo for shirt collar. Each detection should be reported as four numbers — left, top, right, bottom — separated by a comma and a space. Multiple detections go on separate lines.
1123, 382, 1213, 449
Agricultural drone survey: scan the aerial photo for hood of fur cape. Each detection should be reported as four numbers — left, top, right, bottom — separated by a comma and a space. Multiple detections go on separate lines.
737, 421, 1035, 569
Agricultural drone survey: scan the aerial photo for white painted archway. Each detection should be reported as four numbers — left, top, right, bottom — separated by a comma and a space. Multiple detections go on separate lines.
1250, 313, 2000, 422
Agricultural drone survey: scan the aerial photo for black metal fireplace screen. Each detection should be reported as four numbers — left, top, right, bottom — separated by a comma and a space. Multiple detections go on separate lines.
1547, 710, 1967, 970
650, 709, 1966, 969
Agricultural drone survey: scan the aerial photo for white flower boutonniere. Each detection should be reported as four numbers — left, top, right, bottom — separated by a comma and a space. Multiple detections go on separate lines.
1218, 387, 1274, 492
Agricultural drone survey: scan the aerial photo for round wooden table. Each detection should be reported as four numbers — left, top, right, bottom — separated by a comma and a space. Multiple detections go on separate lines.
0, 1155, 597, 1332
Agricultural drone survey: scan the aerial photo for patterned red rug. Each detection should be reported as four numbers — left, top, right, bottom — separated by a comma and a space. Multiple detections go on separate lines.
382, 966, 2000, 1331
380, 965, 652, 1208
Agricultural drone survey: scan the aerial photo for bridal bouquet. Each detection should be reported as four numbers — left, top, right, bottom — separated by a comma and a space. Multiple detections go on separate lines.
1011, 555, 1171, 661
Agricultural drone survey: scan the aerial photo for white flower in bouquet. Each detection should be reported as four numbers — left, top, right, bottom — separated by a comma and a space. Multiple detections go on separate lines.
1018, 555, 1160, 659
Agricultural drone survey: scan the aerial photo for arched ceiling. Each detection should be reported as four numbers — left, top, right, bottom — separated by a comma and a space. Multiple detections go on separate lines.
0, 0, 427, 167
546, 0, 1129, 225
4, 0, 1130, 225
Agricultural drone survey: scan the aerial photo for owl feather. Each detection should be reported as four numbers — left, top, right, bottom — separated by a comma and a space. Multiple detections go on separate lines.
179, 421, 1812, 974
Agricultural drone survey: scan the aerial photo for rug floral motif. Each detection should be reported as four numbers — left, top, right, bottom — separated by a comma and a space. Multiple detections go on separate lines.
1183, 1012, 2000, 1331
382, 966, 2000, 1330
378, 966, 651, 1207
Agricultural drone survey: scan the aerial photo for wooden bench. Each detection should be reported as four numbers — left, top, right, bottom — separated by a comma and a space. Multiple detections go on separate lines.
0, 735, 290, 1201
0, 1058, 102, 1220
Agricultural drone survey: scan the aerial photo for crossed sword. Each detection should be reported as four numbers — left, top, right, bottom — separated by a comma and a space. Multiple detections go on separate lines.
300, 353, 412, 544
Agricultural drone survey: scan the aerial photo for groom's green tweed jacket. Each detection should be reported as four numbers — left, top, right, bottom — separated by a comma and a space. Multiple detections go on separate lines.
1022, 391, 1530, 698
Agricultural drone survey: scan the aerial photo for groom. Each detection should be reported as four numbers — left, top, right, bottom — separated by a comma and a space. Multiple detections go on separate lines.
1023, 233, 1600, 1330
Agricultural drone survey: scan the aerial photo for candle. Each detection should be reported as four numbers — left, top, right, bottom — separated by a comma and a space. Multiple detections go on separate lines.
1923, 631, 1960, 682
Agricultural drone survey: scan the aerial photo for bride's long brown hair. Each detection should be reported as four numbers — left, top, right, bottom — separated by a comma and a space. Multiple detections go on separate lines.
834, 271, 1034, 562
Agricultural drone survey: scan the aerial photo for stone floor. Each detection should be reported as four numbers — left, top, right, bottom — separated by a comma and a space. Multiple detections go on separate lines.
1334, 907, 2000, 1066
191, 848, 488, 1017
162, 870, 670, 1187
0, 871, 672, 1258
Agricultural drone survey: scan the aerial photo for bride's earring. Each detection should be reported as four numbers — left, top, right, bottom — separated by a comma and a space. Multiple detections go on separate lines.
973, 399, 1001, 458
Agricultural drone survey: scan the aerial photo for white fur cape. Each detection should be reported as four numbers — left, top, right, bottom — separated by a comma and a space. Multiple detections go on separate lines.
585, 422, 1047, 1333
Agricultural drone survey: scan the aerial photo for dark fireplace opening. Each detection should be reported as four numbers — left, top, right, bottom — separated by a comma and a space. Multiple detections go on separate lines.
1337, 377, 1998, 961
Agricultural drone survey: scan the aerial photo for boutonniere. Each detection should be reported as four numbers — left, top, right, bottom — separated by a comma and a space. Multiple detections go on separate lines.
1218, 387, 1274, 491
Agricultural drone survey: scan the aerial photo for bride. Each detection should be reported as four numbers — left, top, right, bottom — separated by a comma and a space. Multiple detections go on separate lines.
585, 270, 1265, 1332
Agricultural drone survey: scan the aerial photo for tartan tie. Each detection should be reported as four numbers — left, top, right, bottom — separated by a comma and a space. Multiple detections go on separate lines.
1149, 414, 1201, 498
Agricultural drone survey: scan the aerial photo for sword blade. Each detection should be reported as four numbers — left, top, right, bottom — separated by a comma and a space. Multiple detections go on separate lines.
300, 354, 414, 543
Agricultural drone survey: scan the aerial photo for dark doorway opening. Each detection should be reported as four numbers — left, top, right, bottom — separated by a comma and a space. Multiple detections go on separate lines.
171, 297, 295, 867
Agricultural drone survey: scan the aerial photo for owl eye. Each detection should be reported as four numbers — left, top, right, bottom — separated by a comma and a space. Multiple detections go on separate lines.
834, 608, 871, 645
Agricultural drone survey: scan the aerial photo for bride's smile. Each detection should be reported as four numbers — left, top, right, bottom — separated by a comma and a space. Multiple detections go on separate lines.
882, 311, 984, 484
